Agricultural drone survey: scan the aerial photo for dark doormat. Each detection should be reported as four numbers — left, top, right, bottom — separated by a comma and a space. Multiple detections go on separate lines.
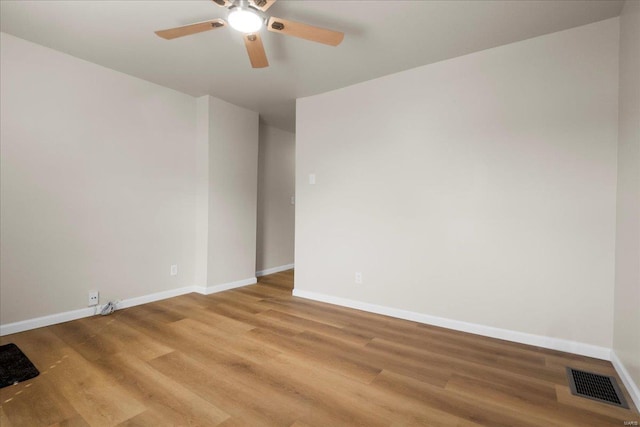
0, 343, 40, 388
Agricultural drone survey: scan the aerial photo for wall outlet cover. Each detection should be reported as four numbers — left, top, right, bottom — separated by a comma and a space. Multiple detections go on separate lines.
88, 291, 99, 307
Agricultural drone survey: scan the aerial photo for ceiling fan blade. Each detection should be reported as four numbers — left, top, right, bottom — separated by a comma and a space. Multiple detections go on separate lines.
250, 0, 277, 12
244, 33, 269, 68
155, 19, 226, 40
211, 0, 232, 7
267, 17, 344, 46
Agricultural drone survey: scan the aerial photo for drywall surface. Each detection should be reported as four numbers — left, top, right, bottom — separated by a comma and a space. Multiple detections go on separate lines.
0, 33, 197, 324
296, 19, 619, 348
194, 96, 210, 288
256, 123, 295, 272
614, 0, 640, 396
204, 96, 259, 286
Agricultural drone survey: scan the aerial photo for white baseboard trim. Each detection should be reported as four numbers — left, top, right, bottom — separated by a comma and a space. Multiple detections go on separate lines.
292, 289, 612, 361
256, 263, 294, 277
0, 277, 258, 336
0, 285, 196, 336
0, 307, 97, 336
115, 286, 196, 310
611, 350, 640, 411
196, 277, 258, 295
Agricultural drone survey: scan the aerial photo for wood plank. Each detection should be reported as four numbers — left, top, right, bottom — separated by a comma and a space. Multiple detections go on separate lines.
366, 337, 563, 387
49, 414, 91, 427
258, 309, 373, 346
1, 377, 77, 426
50, 316, 172, 362
555, 384, 636, 419
265, 353, 479, 427
445, 373, 625, 426
94, 351, 229, 426
247, 328, 382, 384
148, 351, 302, 426
169, 318, 282, 365
373, 369, 549, 427
3, 329, 146, 426
0, 407, 12, 427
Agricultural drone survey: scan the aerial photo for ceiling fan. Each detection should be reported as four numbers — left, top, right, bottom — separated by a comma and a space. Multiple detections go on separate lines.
155, 0, 344, 68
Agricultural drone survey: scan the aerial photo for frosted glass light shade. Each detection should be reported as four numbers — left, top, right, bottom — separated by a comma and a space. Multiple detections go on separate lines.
228, 9, 263, 33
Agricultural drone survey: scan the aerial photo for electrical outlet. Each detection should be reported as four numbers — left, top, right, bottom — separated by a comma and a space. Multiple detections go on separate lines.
170, 264, 178, 276
355, 272, 363, 285
88, 291, 99, 307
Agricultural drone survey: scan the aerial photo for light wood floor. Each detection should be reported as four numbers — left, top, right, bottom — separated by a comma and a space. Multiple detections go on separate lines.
1, 270, 637, 426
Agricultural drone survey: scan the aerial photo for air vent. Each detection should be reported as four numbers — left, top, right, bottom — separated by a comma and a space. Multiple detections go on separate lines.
566, 367, 629, 408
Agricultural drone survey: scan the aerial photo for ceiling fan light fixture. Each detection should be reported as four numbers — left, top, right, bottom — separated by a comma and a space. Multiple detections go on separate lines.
228, 8, 263, 33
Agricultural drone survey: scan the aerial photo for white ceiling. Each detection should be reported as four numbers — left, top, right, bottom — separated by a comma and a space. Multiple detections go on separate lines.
0, 0, 624, 132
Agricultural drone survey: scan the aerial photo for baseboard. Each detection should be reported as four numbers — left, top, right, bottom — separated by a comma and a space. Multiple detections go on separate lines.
611, 350, 640, 411
0, 276, 259, 336
0, 285, 197, 336
292, 289, 612, 361
256, 263, 294, 277
114, 286, 197, 310
196, 277, 258, 295
0, 306, 98, 336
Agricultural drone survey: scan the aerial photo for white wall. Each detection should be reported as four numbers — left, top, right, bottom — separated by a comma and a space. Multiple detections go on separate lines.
202, 96, 259, 287
0, 33, 197, 324
0, 34, 261, 329
256, 123, 295, 273
194, 96, 211, 289
295, 19, 619, 349
614, 0, 640, 403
